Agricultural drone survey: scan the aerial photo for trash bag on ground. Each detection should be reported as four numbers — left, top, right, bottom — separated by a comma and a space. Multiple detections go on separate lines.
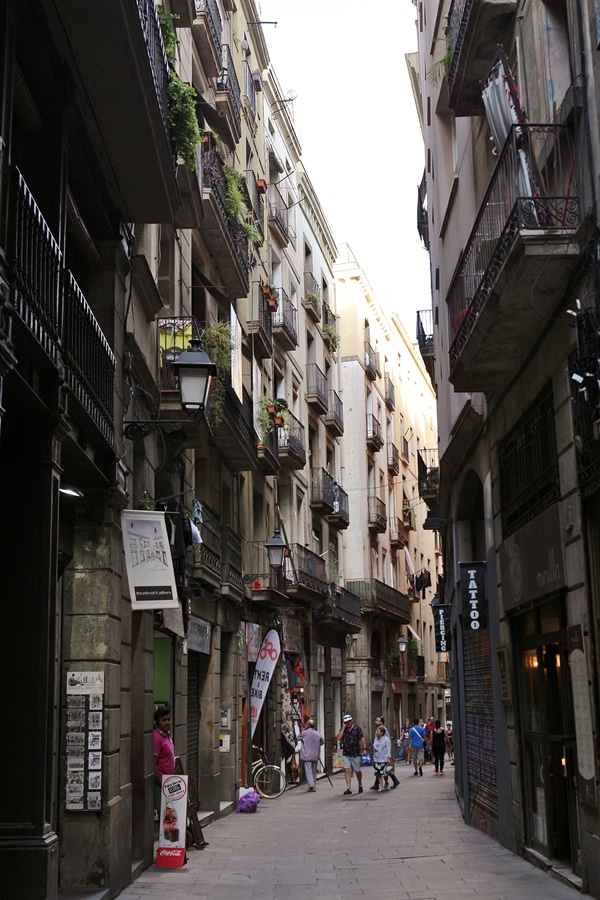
236, 788, 261, 813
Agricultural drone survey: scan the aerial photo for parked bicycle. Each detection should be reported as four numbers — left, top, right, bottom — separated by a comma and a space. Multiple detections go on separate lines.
252, 746, 287, 798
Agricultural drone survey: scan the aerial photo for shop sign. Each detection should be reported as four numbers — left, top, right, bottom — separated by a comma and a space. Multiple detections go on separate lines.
187, 616, 211, 654
498, 503, 565, 610
121, 510, 179, 609
331, 647, 342, 678
433, 604, 451, 652
281, 614, 301, 653
460, 562, 487, 631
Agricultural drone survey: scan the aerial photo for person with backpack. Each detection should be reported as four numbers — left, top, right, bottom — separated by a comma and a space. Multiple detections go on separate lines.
408, 718, 427, 776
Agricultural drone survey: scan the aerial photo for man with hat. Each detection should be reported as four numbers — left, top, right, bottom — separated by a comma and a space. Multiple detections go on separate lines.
335, 713, 367, 795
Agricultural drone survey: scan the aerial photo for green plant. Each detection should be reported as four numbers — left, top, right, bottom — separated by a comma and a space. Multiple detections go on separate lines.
259, 396, 276, 436
323, 323, 339, 348
202, 321, 232, 426
306, 289, 321, 315
157, 6, 178, 61
243, 220, 262, 245
168, 71, 200, 170
427, 36, 452, 86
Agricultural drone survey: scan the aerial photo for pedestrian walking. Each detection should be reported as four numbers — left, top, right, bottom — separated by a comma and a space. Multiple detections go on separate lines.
372, 725, 394, 792
335, 713, 367, 795
408, 717, 427, 776
446, 721, 454, 764
369, 716, 399, 789
401, 718, 412, 765
431, 719, 446, 774
296, 717, 324, 792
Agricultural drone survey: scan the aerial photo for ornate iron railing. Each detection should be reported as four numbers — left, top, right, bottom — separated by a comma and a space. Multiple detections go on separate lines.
194, 0, 222, 56
448, 123, 581, 368
446, 0, 472, 92
273, 288, 298, 343
201, 148, 253, 277
277, 410, 305, 462
268, 183, 289, 238
137, 0, 170, 140
326, 389, 344, 432
216, 44, 241, 126
306, 363, 328, 408
310, 467, 335, 508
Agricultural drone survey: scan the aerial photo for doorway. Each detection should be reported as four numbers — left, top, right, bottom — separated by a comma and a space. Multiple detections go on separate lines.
516, 600, 580, 871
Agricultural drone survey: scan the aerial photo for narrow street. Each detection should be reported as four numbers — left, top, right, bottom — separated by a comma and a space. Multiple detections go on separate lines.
115, 763, 587, 900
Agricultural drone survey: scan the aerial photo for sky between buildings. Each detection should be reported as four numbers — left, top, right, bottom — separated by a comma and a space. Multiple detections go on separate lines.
258, 0, 431, 342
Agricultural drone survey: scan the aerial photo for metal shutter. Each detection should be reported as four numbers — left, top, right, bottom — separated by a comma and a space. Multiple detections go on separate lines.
464, 629, 498, 835
187, 652, 200, 804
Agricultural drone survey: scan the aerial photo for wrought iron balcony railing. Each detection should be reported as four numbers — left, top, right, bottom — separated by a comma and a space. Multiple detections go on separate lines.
216, 44, 241, 127
306, 363, 328, 411
310, 467, 335, 511
303, 272, 321, 320
272, 288, 298, 348
328, 483, 350, 529
366, 413, 384, 451
268, 184, 290, 242
201, 147, 253, 278
368, 494, 387, 532
448, 123, 581, 368
364, 341, 378, 380
277, 410, 306, 466
387, 442, 400, 475
324, 389, 344, 435
194, 0, 222, 58
345, 578, 410, 619
384, 374, 395, 410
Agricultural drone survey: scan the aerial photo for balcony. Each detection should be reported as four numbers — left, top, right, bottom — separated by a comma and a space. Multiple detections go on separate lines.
448, 122, 582, 396
245, 544, 288, 607
389, 517, 409, 548
192, 0, 222, 79
368, 495, 387, 533
245, 170, 265, 242
324, 389, 344, 437
416, 308, 435, 387
303, 273, 322, 322
10, 170, 115, 447
175, 144, 204, 229
327, 483, 350, 530
418, 449, 440, 513
277, 411, 306, 471
285, 543, 329, 606
306, 363, 328, 414
272, 288, 298, 350
247, 286, 273, 360
215, 44, 242, 147
210, 380, 259, 471
447, 0, 518, 116
201, 145, 252, 299
384, 375, 395, 410
310, 467, 335, 514
314, 586, 362, 635
345, 579, 411, 621
191, 502, 222, 590
366, 413, 384, 452
322, 302, 339, 352
387, 443, 400, 475
268, 184, 291, 245
364, 341, 378, 380
257, 427, 280, 476
220, 525, 243, 602
48, 0, 177, 222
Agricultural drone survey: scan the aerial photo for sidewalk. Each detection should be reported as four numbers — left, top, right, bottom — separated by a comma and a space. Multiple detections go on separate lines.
115, 763, 588, 900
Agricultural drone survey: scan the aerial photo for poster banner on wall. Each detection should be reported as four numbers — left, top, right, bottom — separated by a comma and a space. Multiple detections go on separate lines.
250, 628, 281, 738
156, 774, 188, 868
460, 562, 487, 632
121, 510, 179, 609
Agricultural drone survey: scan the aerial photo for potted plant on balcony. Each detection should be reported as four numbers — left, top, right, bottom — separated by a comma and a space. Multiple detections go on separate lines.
158, 8, 201, 172
323, 323, 339, 350
202, 320, 232, 426
305, 289, 321, 317
273, 398, 290, 429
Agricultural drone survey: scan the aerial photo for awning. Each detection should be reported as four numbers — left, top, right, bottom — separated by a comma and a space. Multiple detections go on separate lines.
404, 546, 415, 575
407, 624, 421, 642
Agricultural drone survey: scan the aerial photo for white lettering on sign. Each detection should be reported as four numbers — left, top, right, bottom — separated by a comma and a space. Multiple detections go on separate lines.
468, 569, 480, 630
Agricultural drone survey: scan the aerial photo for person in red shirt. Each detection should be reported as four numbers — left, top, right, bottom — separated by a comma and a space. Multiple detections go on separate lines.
153, 706, 176, 817
424, 716, 435, 763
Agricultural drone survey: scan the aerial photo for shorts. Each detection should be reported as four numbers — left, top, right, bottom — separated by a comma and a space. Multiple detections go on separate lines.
342, 755, 362, 772
413, 747, 424, 761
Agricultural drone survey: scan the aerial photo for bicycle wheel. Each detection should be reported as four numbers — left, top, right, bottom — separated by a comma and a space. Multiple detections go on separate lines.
254, 764, 286, 798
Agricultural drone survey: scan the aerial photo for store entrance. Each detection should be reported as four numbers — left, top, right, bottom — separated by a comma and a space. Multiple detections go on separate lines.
516, 600, 580, 872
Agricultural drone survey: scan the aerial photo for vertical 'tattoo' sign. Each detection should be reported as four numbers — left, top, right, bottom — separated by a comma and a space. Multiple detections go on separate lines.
460, 563, 487, 631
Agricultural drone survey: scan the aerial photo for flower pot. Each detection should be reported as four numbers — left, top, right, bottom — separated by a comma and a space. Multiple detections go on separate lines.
266, 404, 277, 416
267, 298, 278, 311
257, 178, 267, 194
261, 284, 271, 298
274, 416, 284, 427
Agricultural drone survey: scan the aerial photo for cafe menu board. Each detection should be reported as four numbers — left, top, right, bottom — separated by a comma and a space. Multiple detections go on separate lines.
65, 671, 105, 811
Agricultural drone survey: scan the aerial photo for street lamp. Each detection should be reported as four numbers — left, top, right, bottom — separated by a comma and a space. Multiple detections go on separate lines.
264, 526, 288, 571
123, 337, 216, 439
169, 337, 216, 414
397, 634, 408, 654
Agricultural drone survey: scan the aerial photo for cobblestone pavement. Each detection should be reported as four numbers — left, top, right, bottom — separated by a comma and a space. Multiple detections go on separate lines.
115, 762, 588, 900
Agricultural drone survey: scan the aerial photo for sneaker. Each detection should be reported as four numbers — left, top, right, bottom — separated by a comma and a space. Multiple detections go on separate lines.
440, 771, 444, 775
369, 786, 379, 791
419, 768, 423, 776
378, 787, 385, 792
383, 785, 389, 791
413, 771, 418, 776
343, 789, 352, 795
391, 780, 399, 788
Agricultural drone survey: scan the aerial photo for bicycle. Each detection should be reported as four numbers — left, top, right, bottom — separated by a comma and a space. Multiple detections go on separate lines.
252, 746, 287, 798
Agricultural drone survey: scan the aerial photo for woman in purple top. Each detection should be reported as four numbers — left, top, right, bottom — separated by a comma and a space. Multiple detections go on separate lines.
297, 718, 324, 791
